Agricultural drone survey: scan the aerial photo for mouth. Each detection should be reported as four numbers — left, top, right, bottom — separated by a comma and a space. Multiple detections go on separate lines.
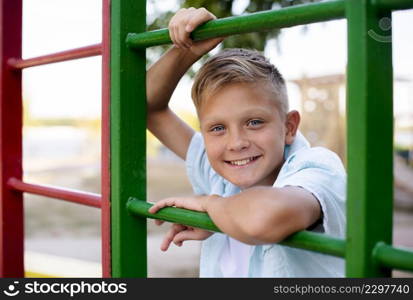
224, 155, 262, 167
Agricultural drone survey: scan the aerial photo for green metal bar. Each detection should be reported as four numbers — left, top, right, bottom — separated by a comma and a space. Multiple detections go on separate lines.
373, 0, 413, 11
127, 198, 346, 258
127, 0, 345, 49
282, 231, 345, 258
128, 199, 413, 272
378, 243, 413, 272
127, 198, 220, 232
373, 242, 413, 273
346, 0, 393, 277
111, 0, 147, 277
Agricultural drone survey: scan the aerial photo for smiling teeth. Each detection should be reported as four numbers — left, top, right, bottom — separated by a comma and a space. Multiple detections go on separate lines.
230, 158, 253, 166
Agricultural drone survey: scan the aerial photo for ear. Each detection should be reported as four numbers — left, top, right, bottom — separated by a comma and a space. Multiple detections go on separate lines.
284, 110, 300, 145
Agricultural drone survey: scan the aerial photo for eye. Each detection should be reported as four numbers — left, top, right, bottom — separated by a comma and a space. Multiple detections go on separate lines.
247, 119, 264, 127
210, 125, 225, 132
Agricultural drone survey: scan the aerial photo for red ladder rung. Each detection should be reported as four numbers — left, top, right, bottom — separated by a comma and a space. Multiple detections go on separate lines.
7, 177, 101, 208
7, 43, 102, 69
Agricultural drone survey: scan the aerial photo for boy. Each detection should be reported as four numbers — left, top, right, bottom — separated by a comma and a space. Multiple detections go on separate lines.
146, 7, 346, 277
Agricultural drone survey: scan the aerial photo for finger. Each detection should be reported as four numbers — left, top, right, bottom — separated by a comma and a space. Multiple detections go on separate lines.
186, 8, 216, 33
178, 22, 192, 48
172, 228, 206, 246
160, 224, 186, 251
183, 9, 196, 48
148, 203, 160, 214
169, 22, 180, 48
173, 9, 189, 48
174, 21, 185, 48
168, 13, 178, 47
148, 198, 174, 214
160, 227, 176, 251
173, 12, 191, 48
173, 23, 184, 48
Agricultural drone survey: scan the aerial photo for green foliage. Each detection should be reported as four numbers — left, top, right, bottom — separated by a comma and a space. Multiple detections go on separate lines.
147, 0, 318, 73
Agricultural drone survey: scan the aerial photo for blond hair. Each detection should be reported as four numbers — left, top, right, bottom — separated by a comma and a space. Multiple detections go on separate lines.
191, 48, 288, 116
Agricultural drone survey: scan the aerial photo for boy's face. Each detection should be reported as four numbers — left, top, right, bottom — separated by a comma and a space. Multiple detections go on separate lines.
199, 82, 297, 189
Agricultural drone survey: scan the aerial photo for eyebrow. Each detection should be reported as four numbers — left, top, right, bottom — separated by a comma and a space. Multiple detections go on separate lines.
201, 107, 274, 126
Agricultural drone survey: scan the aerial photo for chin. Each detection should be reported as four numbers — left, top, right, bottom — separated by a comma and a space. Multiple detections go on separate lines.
228, 177, 257, 189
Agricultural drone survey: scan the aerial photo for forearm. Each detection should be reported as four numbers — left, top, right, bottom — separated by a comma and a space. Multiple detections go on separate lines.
205, 187, 281, 244
146, 46, 200, 112
204, 187, 320, 245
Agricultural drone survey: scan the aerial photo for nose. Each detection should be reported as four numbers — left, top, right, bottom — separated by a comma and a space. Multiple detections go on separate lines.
226, 128, 250, 152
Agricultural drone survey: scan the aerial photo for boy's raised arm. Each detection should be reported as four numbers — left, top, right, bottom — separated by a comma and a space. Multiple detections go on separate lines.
146, 47, 198, 160
146, 8, 223, 160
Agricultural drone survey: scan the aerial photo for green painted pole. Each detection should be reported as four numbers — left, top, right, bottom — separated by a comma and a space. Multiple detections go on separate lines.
346, 0, 393, 277
128, 199, 413, 273
127, 198, 220, 232
127, 0, 345, 49
111, 0, 147, 277
373, 0, 413, 11
127, 198, 346, 258
373, 242, 413, 272
125, 0, 413, 51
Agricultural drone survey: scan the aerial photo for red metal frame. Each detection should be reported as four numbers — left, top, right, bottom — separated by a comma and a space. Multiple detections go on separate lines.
1, 1, 111, 277
0, 0, 24, 277
101, 0, 111, 278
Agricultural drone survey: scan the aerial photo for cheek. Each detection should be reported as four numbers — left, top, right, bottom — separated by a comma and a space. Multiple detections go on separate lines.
204, 137, 223, 161
257, 132, 285, 159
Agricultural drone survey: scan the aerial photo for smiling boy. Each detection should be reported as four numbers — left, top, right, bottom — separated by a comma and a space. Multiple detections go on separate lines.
146, 7, 346, 277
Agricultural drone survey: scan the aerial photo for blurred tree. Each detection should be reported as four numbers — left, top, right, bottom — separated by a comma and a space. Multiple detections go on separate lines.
147, 0, 319, 70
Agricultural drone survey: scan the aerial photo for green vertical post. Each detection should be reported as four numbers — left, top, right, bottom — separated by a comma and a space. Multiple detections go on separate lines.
111, 0, 147, 277
346, 0, 393, 277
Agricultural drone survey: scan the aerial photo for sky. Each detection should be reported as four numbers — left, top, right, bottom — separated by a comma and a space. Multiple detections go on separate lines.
21, 0, 413, 119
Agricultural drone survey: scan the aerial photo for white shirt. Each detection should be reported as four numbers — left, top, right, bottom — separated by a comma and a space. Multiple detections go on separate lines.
185, 131, 346, 277
219, 237, 253, 277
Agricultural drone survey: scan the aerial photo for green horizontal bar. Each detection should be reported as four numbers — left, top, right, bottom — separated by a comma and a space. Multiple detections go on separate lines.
374, 242, 413, 273
126, 198, 220, 232
128, 199, 413, 270
127, 197, 345, 258
281, 230, 345, 258
127, 0, 345, 49
373, 0, 413, 11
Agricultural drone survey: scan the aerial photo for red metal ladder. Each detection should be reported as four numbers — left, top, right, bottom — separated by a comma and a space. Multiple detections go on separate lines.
0, 0, 111, 277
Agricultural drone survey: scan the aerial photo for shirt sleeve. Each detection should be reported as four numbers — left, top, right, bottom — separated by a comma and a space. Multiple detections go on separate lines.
185, 132, 217, 195
274, 147, 347, 238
